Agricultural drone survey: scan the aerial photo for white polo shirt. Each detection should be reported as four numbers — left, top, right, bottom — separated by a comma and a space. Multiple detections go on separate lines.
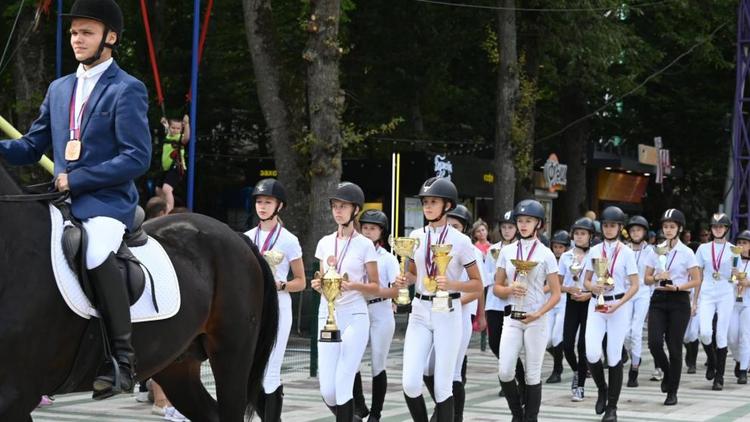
409, 224, 477, 295
245, 226, 303, 310
646, 240, 699, 289
497, 238, 559, 313
695, 241, 736, 298
484, 241, 510, 312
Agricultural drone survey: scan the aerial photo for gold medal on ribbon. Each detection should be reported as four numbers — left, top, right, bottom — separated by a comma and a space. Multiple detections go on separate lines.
327, 255, 337, 268
423, 275, 437, 293
65, 140, 81, 161
713, 272, 721, 281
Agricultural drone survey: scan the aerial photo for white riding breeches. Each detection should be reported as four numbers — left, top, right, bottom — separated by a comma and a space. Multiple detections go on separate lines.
699, 294, 734, 348
625, 293, 650, 365
585, 300, 632, 365
318, 307, 370, 406
402, 297, 463, 402
498, 314, 548, 385
546, 305, 565, 348
453, 303, 473, 381
728, 305, 750, 370
368, 300, 395, 376
82, 216, 126, 269
684, 312, 700, 343
263, 300, 292, 393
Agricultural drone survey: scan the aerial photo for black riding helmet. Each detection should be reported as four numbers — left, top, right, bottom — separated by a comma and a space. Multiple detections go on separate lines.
418, 177, 458, 211
499, 210, 514, 225
571, 217, 596, 234
62, 0, 123, 65
252, 178, 286, 220
551, 230, 570, 246
359, 209, 389, 231
736, 230, 750, 243
513, 199, 545, 226
600, 206, 627, 225
447, 204, 472, 232
709, 213, 731, 239
661, 208, 686, 232
330, 181, 365, 226
626, 215, 649, 231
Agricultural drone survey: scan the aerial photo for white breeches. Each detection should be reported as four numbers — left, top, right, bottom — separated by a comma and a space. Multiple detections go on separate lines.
498, 314, 548, 385
699, 293, 735, 348
625, 293, 650, 365
728, 305, 750, 370
82, 216, 126, 269
368, 300, 395, 376
402, 297, 463, 402
585, 299, 632, 365
318, 308, 370, 406
263, 302, 292, 393
546, 305, 565, 348
684, 312, 700, 343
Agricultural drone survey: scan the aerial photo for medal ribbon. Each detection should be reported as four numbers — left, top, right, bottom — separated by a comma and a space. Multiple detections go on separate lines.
666, 250, 678, 271
334, 230, 355, 273
424, 224, 449, 277
712, 241, 727, 274
254, 223, 281, 254
513, 240, 538, 281
602, 242, 621, 277
69, 80, 89, 140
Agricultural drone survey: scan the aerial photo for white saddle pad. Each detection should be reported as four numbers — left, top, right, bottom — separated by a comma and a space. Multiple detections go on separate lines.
49, 205, 181, 322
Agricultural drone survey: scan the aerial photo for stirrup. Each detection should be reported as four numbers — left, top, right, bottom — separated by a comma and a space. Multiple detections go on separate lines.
92, 355, 125, 400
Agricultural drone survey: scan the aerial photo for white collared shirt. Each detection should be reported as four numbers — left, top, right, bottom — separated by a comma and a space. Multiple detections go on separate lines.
695, 241, 736, 298
583, 240, 638, 295
244, 226, 303, 310
485, 241, 510, 311
72, 58, 113, 134
629, 242, 657, 296
409, 224, 477, 295
646, 240, 699, 288
497, 238, 559, 313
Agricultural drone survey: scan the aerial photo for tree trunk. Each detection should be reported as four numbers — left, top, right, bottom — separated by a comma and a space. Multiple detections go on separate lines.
493, 0, 518, 221
557, 86, 589, 226
242, 0, 309, 243
12, 7, 49, 129
304, 0, 344, 262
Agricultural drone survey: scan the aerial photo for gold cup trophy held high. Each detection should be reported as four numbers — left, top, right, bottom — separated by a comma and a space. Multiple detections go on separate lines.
509, 259, 538, 320
390, 236, 420, 313
424, 244, 454, 313
316, 268, 347, 343
591, 257, 615, 312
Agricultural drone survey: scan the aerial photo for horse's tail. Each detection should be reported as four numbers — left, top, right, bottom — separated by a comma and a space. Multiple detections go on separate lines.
237, 232, 279, 416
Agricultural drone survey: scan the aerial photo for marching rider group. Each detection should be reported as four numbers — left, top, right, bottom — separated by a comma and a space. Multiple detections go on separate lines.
245, 173, 750, 422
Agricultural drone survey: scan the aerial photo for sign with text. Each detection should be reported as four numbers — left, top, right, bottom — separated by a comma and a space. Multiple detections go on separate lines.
542, 154, 567, 192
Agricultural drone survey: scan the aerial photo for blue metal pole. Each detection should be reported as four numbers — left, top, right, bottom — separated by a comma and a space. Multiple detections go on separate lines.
187, 0, 200, 210
56, 0, 62, 78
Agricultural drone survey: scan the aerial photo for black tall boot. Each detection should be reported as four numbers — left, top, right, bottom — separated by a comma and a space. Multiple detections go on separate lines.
453, 381, 465, 422
435, 396, 454, 422
262, 386, 283, 422
546, 345, 563, 384
703, 342, 717, 380
404, 394, 429, 422
497, 375, 505, 397
91, 253, 136, 400
368, 371, 387, 422
588, 360, 608, 415
516, 359, 527, 405
336, 399, 355, 422
713, 347, 728, 391
353, 372, 369, 419
523, 383, 542, 422
500, 380, 524, 422
602, 363, 623, 422
685, 340, 698, 373
627, 366, 639, 388
423, 375, 436, 403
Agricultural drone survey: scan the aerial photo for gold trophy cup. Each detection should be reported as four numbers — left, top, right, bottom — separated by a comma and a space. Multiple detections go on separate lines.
318, 268, 346, 342
731, 246, 743, 283
490, 248, 501, 262
390, 236, 420, 312
592, 258, 612, 312
431, 244, 454, 312
736, 272, 747, 303
509, 259, 538, 320
262, 250, 285, 275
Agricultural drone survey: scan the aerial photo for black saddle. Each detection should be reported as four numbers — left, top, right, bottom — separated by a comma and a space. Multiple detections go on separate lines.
58, 204, 157, 311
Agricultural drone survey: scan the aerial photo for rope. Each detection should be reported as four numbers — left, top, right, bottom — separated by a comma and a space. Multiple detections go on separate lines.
0, 0, 27, 73
139, 0, 165, 116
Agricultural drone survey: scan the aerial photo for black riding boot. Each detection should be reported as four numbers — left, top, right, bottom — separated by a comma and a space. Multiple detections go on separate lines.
353, 372, 369, 418
404, 394, 429, 422
713, 347, 728, 390
452, 381, 465, 422
516, 359, 527, 405
627, 366, 638, 388
546, 345, 563, 384
703, 342, 717, 380
523, 383, 542, 422
262, 386, 283, 422
336, 399, 355, 422
91, 253, 135, 400
368, 371, 387, 421
423, 375, 436, 403
685, 340, 698, 373
435, 396, 454, 422
588, 360, 607, 415
500, 380, 524, 422
602, 363, 623, 422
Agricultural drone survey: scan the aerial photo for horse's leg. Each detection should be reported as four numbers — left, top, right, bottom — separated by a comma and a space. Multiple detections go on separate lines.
154, 357, 219, 422
0, 385, 39, 422
206, 339, 254, 422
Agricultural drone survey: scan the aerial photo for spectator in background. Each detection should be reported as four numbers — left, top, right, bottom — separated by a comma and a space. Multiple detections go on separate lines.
145, 197, 168, 220
472, 219, 491, 256
699, 228, 711, 244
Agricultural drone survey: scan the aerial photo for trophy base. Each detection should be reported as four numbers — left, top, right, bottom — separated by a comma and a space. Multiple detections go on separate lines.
510, 310, 526, 320
595, 304, 610, 313
432, 295, 454, 313
396, 303, 412, 314
737, 297, 744, 303
319, 329, 342, 343
659, 279, 673, 287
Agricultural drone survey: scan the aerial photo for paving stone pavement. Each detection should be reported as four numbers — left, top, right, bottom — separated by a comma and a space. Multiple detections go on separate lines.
32, 335, 750, 421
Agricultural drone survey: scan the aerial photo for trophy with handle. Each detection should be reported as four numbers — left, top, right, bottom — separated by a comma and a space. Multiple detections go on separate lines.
431, 244, 454, 312
318, 268, 346, 342
509, 259, 538, 320
736, 272, 747, 302
490, 248, 501, 262
262, 250, 285, 275
390, 236, 420, 313
731, 246, 743, 283
592, 257, 612, 312
655, 242, 672, 287
569, 260, 584, 291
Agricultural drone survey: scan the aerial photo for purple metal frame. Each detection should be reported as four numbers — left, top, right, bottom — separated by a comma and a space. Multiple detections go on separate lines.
732, 0, 750, 236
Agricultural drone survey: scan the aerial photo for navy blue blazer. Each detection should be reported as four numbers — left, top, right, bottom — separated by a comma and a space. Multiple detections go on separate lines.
0, 61, 151, 230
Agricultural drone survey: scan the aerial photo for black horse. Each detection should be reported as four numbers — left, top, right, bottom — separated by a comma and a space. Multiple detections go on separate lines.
0, 159, 278, 422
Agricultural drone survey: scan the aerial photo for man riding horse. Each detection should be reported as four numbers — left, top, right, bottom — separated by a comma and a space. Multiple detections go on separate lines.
0, 0, 149, 400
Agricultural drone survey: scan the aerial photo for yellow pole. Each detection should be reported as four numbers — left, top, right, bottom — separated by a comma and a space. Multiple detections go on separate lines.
395, 152, 400, 237
0, 114, 54, 174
